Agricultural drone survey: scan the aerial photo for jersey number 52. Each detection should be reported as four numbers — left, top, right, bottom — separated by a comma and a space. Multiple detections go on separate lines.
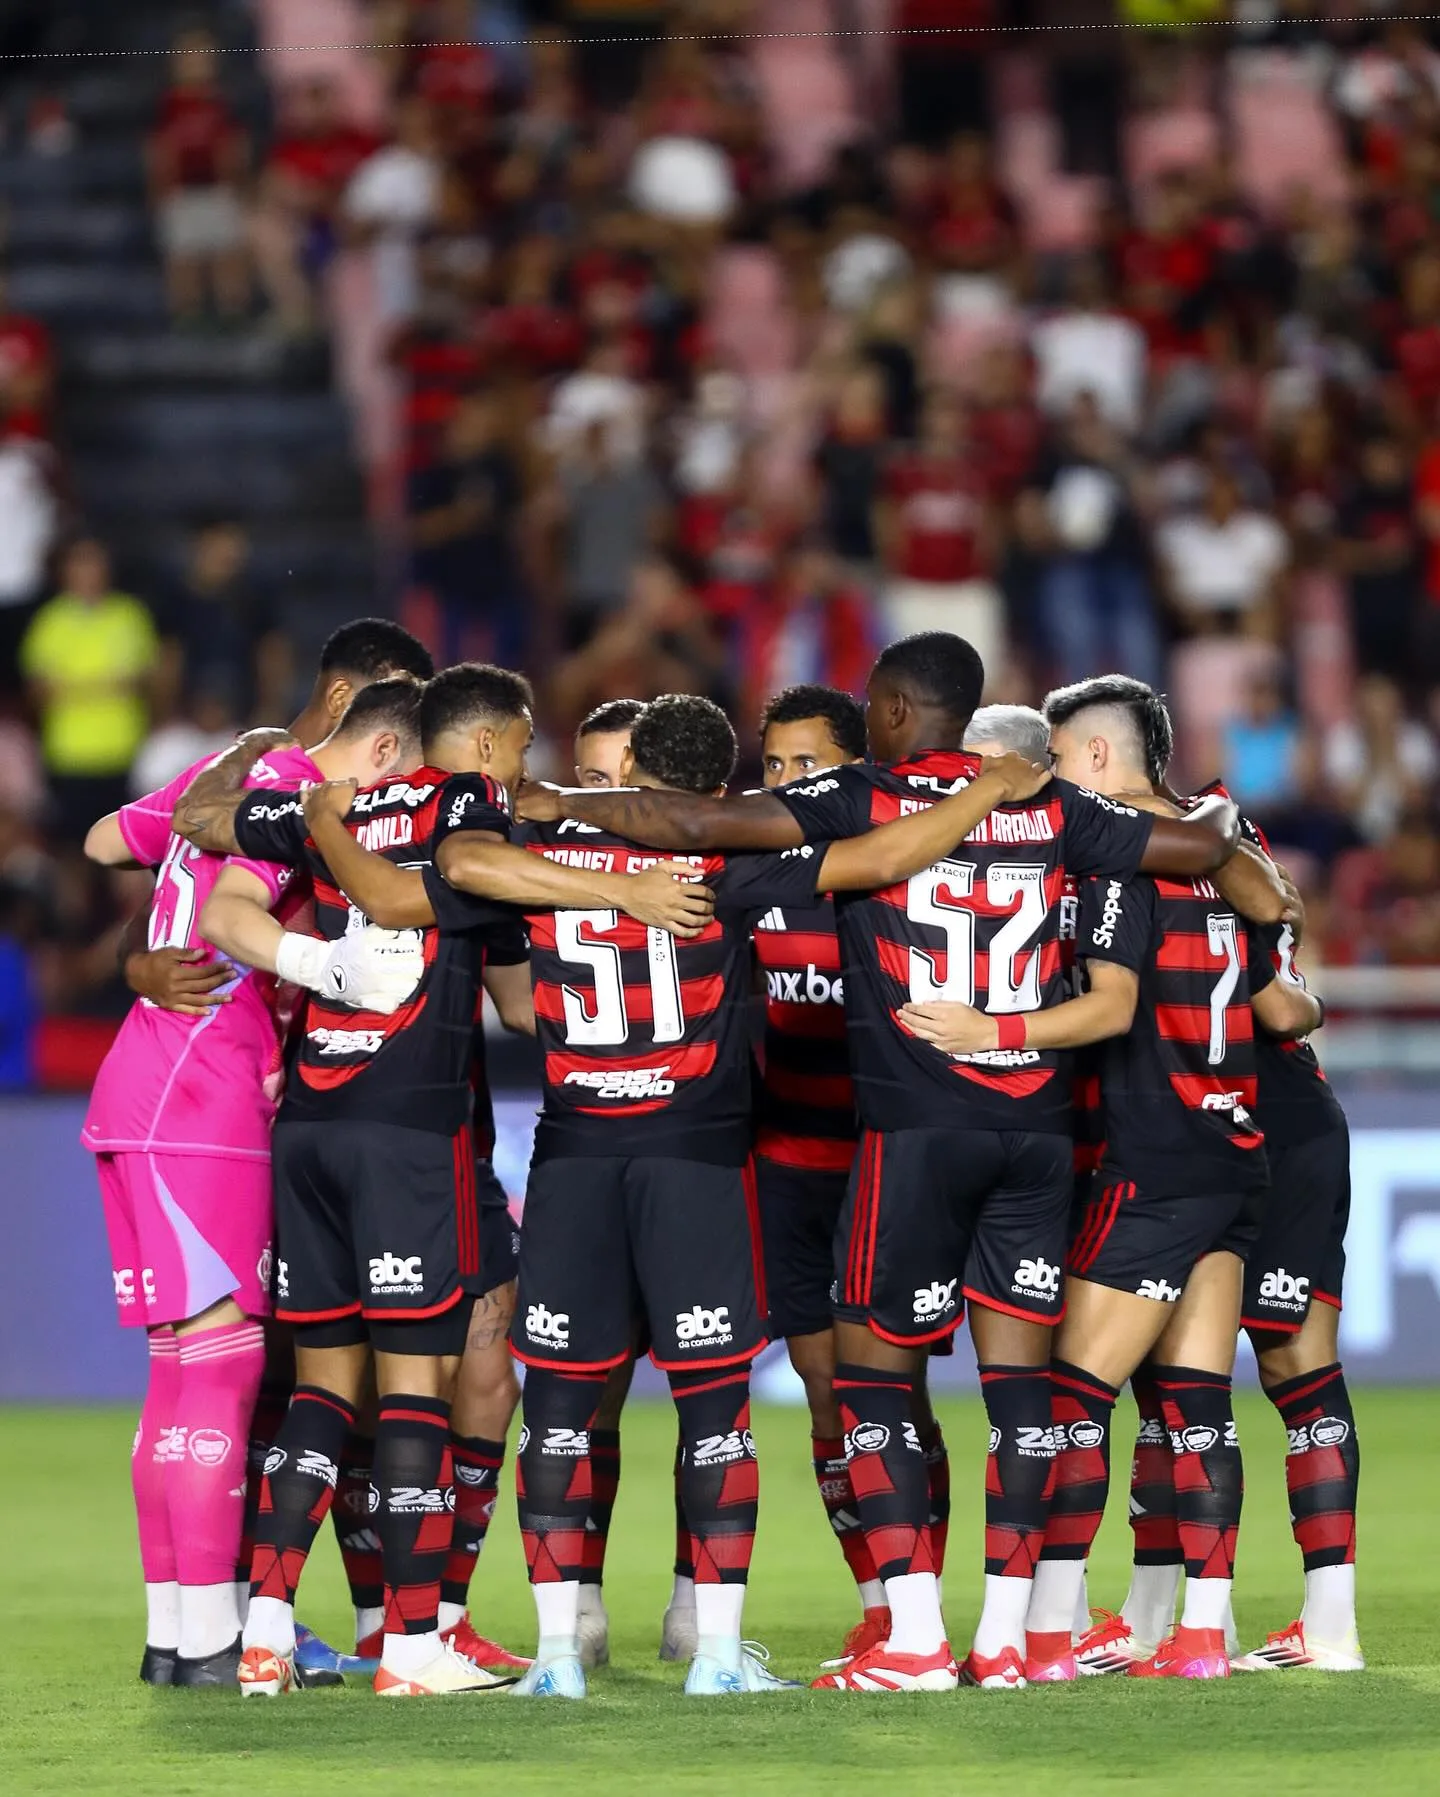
906, 861, 1048, 1014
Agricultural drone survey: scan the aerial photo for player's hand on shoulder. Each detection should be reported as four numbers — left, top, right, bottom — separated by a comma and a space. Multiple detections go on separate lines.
235, 725, 298, 757
302, 778, 359, 826
980, 752, 1051, 803
625, 859, 716, 939
1277, 861, 1306, 941
898, 1000, 997, 1055
515, 779, 563, 823
320, 924, 425, 1014
125, 946, 232, 1016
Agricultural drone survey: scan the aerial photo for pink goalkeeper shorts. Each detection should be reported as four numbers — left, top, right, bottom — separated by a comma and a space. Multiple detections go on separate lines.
97, 1151, 274, 1328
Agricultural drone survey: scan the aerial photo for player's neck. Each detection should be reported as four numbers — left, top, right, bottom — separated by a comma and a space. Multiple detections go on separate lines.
288, 700, 332, 751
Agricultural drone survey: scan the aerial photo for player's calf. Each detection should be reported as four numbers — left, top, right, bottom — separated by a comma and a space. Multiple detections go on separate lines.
971, 1361, 1056, 1684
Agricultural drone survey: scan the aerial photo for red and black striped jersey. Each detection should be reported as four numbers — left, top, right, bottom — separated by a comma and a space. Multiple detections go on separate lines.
515, 819, 822, 1165
751, 895, 857, 1174
233, 766, 511, 1134
1077, 871, 1269, 1195
773, 753, 1156, 1134
1059, 875, 1105, 1177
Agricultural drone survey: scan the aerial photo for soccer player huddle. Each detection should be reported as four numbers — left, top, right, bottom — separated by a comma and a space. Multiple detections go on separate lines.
82, 618, 1361, 1701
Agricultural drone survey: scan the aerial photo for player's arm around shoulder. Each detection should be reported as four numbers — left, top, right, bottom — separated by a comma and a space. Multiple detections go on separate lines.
818, 753, 1051, 892
171, 726, 298, 852
303, 781, 434, 929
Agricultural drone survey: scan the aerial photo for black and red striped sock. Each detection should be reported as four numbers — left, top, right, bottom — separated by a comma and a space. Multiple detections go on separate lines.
1041, 1361, 1117, 1562
248, 1385, 354, 1606
920, 1421, 951, 1579
516, 1368, 603, 1585
1153, 1365, 1243, 1584
834, 1363, 933, 1581
672, 1430, 695, 1580
330, 1432, 382, 1620
811, 1435, 879, 1590
1128, 1368, 1181, 1569
979, 1364, 1056, 1579
238, 1375, 292, 1587
374, 1396, 453, 1637
671, 1368, 757, 1586
581, 1427, 621, 1586
440, 1432, 505, 1612
1268, 1363, 1359, 1569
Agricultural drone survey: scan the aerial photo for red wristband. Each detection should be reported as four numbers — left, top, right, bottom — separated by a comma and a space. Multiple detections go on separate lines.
994, 1014, 1028, 1051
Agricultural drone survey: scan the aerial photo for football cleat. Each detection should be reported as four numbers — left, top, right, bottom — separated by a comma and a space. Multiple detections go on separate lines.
1075, 1608, 1150, 1676
510, 1653, 587, 1699
349, 1627, 384, 1676
139, 1645, 177, 1686
374, 1643, 514, 1696
174, 1637, 242, 1687
685, 1641, 801, 1695
818, 1606, 892, 1671
1129, 1624, 1229, 1680
442, 1616, 532, 1673
659, 1600, 699, 1663
812, 1640, 959, 1693
238, 1644, 295, 1696
577, 1585, 610, 1668
290, 1624, 347, 1687
1025, 1629, 1077, 1682
960, 1645, 1027, 1689
1232, 1620, 1364, 1673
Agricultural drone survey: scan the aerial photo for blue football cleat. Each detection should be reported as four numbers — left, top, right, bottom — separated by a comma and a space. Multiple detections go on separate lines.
293, 1623, 363, 1685
510, 1654, 587, 1699
684, 1641, 801, 1695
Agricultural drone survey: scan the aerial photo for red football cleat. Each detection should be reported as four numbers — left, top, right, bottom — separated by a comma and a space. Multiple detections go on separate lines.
818, 1605, 892, 1671
812, 1639, 958, 1692
1129, 1624, 1229, 1680
1025, 1628, 1077, 1682
960, 1645, 1027, 1689
443, 1616, 532, 1672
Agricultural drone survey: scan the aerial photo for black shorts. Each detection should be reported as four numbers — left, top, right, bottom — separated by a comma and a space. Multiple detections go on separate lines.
836, 1128, 1073, 1347
1242, 1123, 1350, 1334
463, 1158, 520, 1300
270, 1119, 472, 1328
513, 1155, 768, 1373
754, 1155, 849, 1340
1068, 1176, 1262, 1305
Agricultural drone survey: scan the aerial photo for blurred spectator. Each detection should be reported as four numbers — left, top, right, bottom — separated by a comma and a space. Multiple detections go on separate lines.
0, 271, 54, 439
1336, 432, 1420, 681
1155, 465, 1288, 641
343, 95, 443, 324
154, 520, 289, 725
1324, 674, 1440, 845
0, 434, 57, 690
875, 389, 1004, 688
19, 539, 159, 843
408, 389, 525, 666
548, 552, 728, 728
251, 77, 377, 334
1222, 665, 1307, 814
1021, 394, 1162, 689
546, 415, 669, 646
148, 27, 251, 325
815, 361, 890, 568
738, 539, 871, 732
130, 687, 239, 798
1336, 808, 1440, 965
1031, 258, 1147, 435
896, 1, 993, 147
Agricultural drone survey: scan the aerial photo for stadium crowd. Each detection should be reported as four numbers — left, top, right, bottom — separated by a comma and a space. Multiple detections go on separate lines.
5, 0, 1440, 1078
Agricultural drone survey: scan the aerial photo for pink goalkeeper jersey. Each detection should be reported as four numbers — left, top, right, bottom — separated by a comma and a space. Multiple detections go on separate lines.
82, 743, 323, 1160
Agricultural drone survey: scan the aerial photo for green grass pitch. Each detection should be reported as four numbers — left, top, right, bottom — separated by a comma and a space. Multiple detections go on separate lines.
5, 1391, 1439, 1796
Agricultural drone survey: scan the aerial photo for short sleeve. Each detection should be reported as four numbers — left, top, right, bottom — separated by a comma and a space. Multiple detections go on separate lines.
233, 788, 309, 865
770, 763, 873, 843
1247, 922, 1277, 998
1076, 874, 1151, 974
484, 917, 530, 966
714, 844, 823, 920
432, 772, 512, 852
1059, 781, 1155, 881
115, 759, 204, 868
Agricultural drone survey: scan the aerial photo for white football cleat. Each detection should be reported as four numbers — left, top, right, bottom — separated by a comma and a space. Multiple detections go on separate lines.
1233, 1620, 1364, 1673
684, 1641, 801, 1694
577, 1585, 610, 1668
1074, 1609, 1152, 1675
659, 1601, 698, 1663
813, 1640, 959, 1693
510, 1653, 587, 1699
374, 1642, 513, 1695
